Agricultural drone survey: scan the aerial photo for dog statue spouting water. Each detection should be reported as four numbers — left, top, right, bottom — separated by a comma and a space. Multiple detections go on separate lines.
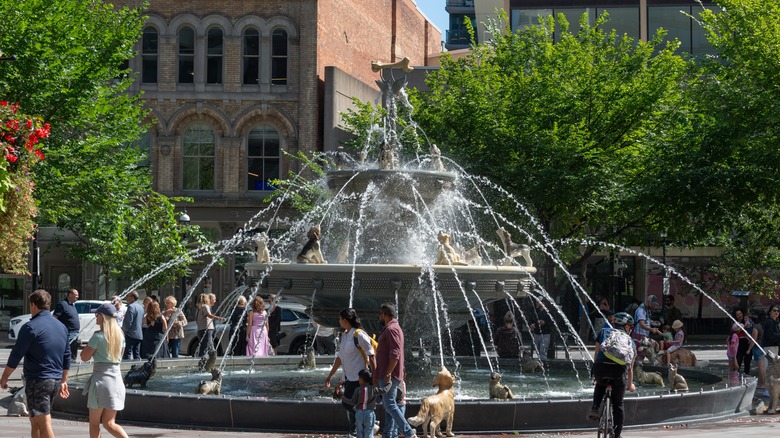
407, 367, 456, 438
497, 227, 533, 267
296, 225, 327, 264
198, 349, 217, 373
124, 358, 157, 388
489, 372, 514, 400
195, 369, 222, 396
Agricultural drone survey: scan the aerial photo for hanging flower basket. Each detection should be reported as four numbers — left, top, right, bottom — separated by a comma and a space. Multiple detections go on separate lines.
0, 101, 49, 274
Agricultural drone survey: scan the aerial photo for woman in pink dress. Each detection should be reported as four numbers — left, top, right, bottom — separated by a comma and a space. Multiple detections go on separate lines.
246, 295, 270, 357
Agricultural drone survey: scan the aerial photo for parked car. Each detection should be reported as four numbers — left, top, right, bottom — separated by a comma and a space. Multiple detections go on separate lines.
182, 301, 337, 356
8, 300, 108, 345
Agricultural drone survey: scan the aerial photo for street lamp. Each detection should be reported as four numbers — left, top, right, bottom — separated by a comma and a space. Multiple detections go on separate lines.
177, 211, 190, 301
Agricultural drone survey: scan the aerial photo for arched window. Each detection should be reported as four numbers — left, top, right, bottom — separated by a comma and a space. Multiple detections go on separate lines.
243, 29, 260, 85
206, 27, 223, 84
183, 123, 215, 190
178, 27, 195, 83
271, 29, 288, 85
247, 125, 280, 191
142, 27, 158, 83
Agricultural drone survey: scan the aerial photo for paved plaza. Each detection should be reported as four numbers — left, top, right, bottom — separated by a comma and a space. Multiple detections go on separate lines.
1, 336, 778, 437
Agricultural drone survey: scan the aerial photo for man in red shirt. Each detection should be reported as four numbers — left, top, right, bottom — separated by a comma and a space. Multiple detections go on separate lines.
374, 303, 416, 438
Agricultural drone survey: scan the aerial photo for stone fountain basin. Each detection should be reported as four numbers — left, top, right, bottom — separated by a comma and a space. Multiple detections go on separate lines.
245, 262, 536, 330
54, 357, 755, 433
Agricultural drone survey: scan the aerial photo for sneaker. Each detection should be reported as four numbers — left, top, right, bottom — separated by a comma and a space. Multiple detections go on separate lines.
586, 409, 600, 422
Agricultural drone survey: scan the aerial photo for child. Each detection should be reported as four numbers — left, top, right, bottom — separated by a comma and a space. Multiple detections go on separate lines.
727, 323, 741, 372
342, 369, 391, 438
665, 320, 685, 365
661, 325, 674, 348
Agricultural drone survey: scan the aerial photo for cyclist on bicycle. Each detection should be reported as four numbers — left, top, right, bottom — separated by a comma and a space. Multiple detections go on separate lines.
587, 311, 637, 438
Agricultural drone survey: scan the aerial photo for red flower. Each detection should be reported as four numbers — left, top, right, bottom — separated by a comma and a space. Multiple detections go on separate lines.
5, 153, 17, 163
0, 101, 6, 106
33, 149, 44, 161
25, 119, 32, 130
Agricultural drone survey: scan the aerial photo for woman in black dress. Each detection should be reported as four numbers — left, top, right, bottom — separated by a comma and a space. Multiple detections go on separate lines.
141, 301, 169, 359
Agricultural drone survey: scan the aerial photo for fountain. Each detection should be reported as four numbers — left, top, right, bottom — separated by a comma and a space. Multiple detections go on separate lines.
52, 60, 755, 433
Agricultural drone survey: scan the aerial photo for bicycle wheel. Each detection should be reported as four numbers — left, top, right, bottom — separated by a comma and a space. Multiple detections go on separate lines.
597, 392, 614, 438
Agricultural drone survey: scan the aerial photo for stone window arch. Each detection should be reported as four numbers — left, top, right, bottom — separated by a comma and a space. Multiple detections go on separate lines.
178, 26, 195, 83
142, 26, 158, 83
242, 28, 260, 85
206, 27, 223, 84
183, 122, 215, 190
271, 28, 288, 86
247, 124, 281, 191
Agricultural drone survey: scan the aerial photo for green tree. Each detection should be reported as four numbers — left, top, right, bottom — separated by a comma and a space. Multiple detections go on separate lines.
0, 0, 201, 286
411, 12, 693, 293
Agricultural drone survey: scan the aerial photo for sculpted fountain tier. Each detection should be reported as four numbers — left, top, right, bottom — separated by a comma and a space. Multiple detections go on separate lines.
53, 59, 756, 433
243, 56, 536, 334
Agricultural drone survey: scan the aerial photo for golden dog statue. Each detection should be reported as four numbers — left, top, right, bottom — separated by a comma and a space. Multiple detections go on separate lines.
633, 364, 664, 387
489, 372, 514, 400
407, 367, 455, 438
659, 348, 697, 367
435, 231, 466, 266
668, 364, 688, 392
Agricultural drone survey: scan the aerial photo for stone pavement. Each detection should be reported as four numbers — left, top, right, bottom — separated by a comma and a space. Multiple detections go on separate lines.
2, 335, 779, 437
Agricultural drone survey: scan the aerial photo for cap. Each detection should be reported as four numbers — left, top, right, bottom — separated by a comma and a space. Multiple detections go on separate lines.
96, 303, 118, 318
647, 295, 659, 305
672, 320, 683, 330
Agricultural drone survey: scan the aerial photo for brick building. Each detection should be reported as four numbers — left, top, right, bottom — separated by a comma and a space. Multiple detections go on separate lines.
17, 0, 441, 316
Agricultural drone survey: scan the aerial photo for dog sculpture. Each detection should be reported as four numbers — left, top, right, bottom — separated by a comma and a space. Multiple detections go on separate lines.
254, 231, 270, 263
198, 349, 217, 373
195, 369, 222, 396
637, 337, 660, 365
298, 345, 316, 369
430, 143, 446, 172
296, 225, 327, 264
435, 231, 466, 266
668, 364, 688, 392
765, 351, 780, 413
521, 350, 544, 373
124, 359, 157, 388
489, 372, 514, 400
407, 367, 456, 438
659, 348, 697, 368
633, 364, 664, 387
457, 244, 482, 266
496, 227, 533, 267
7, 386, 29, 417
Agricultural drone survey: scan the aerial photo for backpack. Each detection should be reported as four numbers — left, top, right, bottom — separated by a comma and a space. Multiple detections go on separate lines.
601, 328, 636, 365
353, 328, 379, 366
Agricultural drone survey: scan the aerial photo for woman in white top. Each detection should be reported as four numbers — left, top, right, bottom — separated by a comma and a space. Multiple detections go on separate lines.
325, 308, 376, 437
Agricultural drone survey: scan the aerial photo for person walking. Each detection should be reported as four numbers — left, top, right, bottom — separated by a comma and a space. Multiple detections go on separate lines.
325, 308, 377, 438
121, 291, 144, 360
53, 288, 81, 362
1, 289, 71, 438
587, 311, 637, 438
374, 303, 416, 438
529, 298, 553, 360
195, 293, 225, 357
733, 308, 754, 375
80, 303, 129, 438
246, 295, 271, 357
267, 294, 282, 355
228, 295, 248, 356
162, 295, 187, 358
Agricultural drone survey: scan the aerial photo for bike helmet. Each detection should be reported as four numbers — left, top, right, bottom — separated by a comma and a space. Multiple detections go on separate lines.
613, 312, 634, 326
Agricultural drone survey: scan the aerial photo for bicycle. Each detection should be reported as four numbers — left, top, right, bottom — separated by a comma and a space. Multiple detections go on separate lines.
596, 378, 615, 438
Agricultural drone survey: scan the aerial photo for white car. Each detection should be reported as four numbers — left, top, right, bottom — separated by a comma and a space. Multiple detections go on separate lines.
8, 300, 108, 345
182, 301, 337, 356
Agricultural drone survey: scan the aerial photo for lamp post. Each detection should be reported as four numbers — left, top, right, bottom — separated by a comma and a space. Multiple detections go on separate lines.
177, 210, 190, 302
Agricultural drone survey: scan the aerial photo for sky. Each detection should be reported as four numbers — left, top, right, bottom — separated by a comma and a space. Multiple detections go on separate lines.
418, 0, 449, 38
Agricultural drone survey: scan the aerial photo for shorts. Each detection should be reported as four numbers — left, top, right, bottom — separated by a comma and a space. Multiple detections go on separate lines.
754, 348, 765, 361
25, 378, 59, 417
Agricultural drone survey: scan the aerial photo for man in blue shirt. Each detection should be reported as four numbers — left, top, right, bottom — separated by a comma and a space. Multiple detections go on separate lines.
122, 290, 144, 360
1, 289, 71, 438
53, 288, 80, 362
